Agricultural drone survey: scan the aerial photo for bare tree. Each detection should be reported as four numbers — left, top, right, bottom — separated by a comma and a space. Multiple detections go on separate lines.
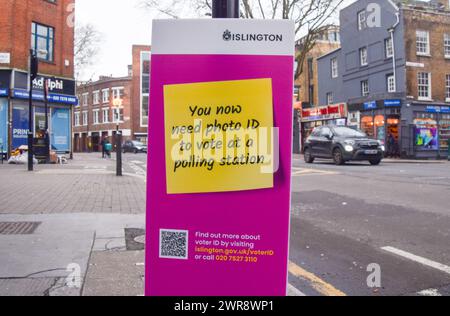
74, 23, 101, 80
140, 0, 344, 79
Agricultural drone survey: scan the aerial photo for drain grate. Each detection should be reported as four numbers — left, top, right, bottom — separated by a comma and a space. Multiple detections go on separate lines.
125, 228, 145, 251
0, 222, 41, 235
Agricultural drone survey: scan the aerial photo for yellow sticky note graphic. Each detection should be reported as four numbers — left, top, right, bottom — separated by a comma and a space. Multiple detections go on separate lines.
164, 78, 275, 194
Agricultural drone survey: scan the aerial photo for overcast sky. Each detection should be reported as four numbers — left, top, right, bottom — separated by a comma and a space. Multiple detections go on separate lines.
76, 0, 154, 81
76, 0, 356, 81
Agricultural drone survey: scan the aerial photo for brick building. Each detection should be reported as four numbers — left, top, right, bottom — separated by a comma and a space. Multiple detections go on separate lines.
294, 26, 341, 107
131, 45, 151, 144
317, 0, 450, 159
294, 26, 341, 150
0, 0, 77, 156
73, 75, 132, 152
72, 45, 151, 152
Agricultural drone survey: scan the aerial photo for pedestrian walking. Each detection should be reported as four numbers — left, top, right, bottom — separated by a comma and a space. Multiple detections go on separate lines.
101, 137, 107, 158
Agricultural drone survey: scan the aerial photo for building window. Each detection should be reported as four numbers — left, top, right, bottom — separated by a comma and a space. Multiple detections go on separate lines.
82, 93, 89, 106
444, 34, 450, 58
416, 30, 430, 56
112, 87, 124, 101
361, 80, 369, 97
82, 111, 88, 126
360, 47, 368, 66
385, 38, 394, 58
387, 74, 396, 93
103, 108, 110, 123
358, 10, 366, 31
102, 89, 110, 104
417, 72, 431, 100
74, 112, 80, 127
141, 51, 151, 127
93, 110, 100, 125
331, 58, 338, 78
326, 92, 334, 105
31, 22, 54, 62
113, 108, 123, 123
446, 74, 450, 102
93, 91, 100, 105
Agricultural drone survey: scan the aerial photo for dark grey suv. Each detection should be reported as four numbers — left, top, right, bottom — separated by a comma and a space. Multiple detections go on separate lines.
303, 126, 384, 165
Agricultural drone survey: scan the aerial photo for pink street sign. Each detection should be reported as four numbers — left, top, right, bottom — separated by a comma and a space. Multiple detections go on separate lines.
146, 19, 295, 296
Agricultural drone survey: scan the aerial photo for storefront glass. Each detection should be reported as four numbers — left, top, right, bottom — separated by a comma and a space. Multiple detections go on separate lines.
361, 116, 374, 137
12, 104, 29, 149
374, 115, 385, 144
414, 113, 439, 151
0, 99, 7, 153
51, 107, 70, 152
439, 114, 450, 153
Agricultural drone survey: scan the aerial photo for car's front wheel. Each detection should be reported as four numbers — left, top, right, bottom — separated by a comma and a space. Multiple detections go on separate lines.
333, 148, 345, 165
304, 148, 315, 164
369, 159, 381, 166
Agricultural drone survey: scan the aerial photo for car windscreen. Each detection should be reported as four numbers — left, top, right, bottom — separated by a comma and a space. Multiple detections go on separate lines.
132, 141, 145, 146
333, 127, 367, 138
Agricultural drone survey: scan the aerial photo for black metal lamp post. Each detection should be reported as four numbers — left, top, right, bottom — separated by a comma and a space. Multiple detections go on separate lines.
212, 0, 240, 18
28, 49, 38, 171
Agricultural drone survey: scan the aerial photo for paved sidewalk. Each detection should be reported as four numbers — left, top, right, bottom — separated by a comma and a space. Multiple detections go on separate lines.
0, 154, 146, 214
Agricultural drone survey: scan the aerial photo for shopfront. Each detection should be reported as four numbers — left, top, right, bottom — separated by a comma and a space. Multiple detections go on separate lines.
409, 105, 450, 159
349, 99, 402, 157
0, 70, 11, 155
300, 103, 347, 150
2, 70, 77, 156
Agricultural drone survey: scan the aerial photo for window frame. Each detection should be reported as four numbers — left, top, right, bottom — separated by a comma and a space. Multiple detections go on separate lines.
331, 57, 338, 78
416, 30, 430, 56
387, 74, 396, 93
31, 22, 54, 62
417, 72, 432, 101
444, 34, 450, 59
360, 47, 368, 66
385, 38, 394, 58
361, 80, 369, 97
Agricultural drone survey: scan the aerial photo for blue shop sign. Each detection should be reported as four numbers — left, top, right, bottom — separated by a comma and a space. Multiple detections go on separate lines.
12, 89, 78, 106
426, 106, 450, 113
364, 101, 377, 110
0, 89, 8, 97
384, 99, 401, 107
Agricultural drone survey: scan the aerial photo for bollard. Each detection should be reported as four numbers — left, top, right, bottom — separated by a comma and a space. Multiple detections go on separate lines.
116, 132, 123, 176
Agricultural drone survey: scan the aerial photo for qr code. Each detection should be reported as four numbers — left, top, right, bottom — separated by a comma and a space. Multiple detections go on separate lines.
159, 229, 189, 260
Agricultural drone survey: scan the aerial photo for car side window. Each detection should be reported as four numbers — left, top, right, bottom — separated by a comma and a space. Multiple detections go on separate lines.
321, 127, 331, 137
311, 128, 321, 137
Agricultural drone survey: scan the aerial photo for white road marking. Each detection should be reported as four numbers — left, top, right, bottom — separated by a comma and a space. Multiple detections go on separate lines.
287, 283, 306, 296
417, 288, 442, 296
292, 168, 338, 176
381, 246, 450, 275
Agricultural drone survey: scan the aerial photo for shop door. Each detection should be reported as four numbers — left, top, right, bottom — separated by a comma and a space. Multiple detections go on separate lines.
51, 108, 70, 153
0, 100, 7, 153
92, 133, 100, 152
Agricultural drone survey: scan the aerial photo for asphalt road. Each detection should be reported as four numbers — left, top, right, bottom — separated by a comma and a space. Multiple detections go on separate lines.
122, 153, 450, 296
289, 157, 450, 296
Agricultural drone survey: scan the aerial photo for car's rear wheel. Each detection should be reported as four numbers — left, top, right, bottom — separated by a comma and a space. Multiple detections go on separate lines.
369, 159, 381, 166
333, 148, 345, 165
304, 148, 315, 164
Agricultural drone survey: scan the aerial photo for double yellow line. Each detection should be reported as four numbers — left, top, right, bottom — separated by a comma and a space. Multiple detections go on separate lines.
288, 261, 347, 296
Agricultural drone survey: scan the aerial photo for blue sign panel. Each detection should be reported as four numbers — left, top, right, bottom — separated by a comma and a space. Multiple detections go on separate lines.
384, 99, 401, 107
426, 106, 450, 113
51, 108, 70, 152
0, 99, 8, 153
0, 89, 8, 97
12, 89, 78, 106
12, 105, 29, 149
364, 101, 377, 110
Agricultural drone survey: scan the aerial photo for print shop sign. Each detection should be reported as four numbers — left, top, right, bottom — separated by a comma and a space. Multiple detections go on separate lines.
145, 19, 295, 296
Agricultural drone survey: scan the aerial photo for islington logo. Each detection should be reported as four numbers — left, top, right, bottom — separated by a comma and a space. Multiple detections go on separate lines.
222, 30, 283, 42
